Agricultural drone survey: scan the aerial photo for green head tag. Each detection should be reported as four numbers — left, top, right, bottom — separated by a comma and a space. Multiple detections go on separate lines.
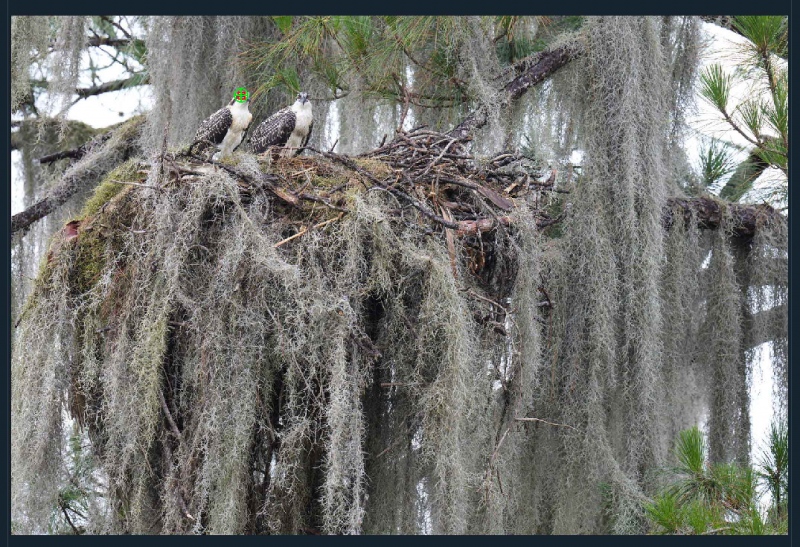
234, 87, 249, 103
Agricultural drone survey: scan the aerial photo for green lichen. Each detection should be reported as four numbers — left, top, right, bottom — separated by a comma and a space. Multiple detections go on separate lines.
72, 228, 106, 296
80, 159, 140, 219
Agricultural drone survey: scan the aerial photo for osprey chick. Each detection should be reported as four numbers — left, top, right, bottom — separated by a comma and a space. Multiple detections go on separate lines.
250, 92, 313, 157
190, 95, 252, 160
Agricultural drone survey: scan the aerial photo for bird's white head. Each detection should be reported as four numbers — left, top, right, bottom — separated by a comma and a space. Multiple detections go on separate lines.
294, 91, 312, 111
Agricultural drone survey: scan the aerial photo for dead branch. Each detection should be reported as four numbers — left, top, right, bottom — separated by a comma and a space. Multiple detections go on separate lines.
76, 74, 150, 100
274, 214, 344, 248
515, 416, 577, 430
664, 196, 785, 238
158, 390, 182, 441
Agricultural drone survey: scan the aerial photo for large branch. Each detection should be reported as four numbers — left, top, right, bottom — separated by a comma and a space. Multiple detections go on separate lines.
448, 42, 584, 139
31, 73, 150, 101
76, 74, 150, 99
744, 303, 787, 351
664, 196, 784, 238
86, 36, 132, 48
11, 118, 144, 239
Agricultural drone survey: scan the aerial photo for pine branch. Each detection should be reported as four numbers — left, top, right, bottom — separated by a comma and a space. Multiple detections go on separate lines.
699, 16, 787, 60
718, 146, 772, 202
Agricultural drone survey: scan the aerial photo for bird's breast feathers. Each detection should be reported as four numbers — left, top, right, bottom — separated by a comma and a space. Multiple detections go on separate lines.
229, 102, 253, 132
291, 102, 313, 136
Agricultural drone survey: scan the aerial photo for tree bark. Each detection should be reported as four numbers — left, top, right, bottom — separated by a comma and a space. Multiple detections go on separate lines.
664, 196, 784, 238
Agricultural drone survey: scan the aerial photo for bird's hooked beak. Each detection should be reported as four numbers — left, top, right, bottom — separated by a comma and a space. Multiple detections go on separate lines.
300, 92, 309, 105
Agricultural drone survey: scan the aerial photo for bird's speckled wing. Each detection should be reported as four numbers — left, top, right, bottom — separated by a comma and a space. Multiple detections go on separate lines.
250, 107, 296, 153
194, 107, 233, 146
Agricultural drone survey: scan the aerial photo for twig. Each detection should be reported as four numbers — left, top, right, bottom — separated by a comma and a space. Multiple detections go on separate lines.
161, 438, 196, 525
455, 217, 512, 236
515, 416, 576, 430
158, 390, 182, 440
75, 74, 150, 100
274, 213, 344, 248
440, 205, 459, 278
99, 15, 132, 39
490, 427, 511, 464
420, 138, 458, 178
375, 443, 397, 459
61, 504, 82, 535
395, 74, 411, 133
108, 179, 161, 191
482, 426, 512, 502
463, 288, 509, 312
298, 192, 349, 212
177, 495, 196, 524
307, 147, 461, 229
538, 285, 553, 309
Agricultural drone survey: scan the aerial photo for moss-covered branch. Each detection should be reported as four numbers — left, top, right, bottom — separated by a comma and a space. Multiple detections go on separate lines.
75, 74, 150, 99
448, 41, 584, 139
10, 116, 144, 239
664, 196, 784, 238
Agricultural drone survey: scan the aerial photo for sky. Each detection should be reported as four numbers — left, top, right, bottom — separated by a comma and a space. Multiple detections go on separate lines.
10, 19, 784, 467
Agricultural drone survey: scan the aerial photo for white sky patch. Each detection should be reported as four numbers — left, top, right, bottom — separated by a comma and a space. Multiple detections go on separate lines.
749, 341, 778, 513
402, 64, 416, 131
67, 85, 153, 127
34, 44, 152, 126
415, 478, 432, 534
411, 426, 423, 451
11, 151, 25, 216
749, 342, 775, 462
324, 98, 341, 151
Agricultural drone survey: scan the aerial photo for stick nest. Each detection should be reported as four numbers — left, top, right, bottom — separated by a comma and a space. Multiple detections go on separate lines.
170, 126, 562, 238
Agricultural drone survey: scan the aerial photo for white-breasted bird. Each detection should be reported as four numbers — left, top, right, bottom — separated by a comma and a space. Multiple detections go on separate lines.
190, 93, 253, 160
249, 92, 313, 157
